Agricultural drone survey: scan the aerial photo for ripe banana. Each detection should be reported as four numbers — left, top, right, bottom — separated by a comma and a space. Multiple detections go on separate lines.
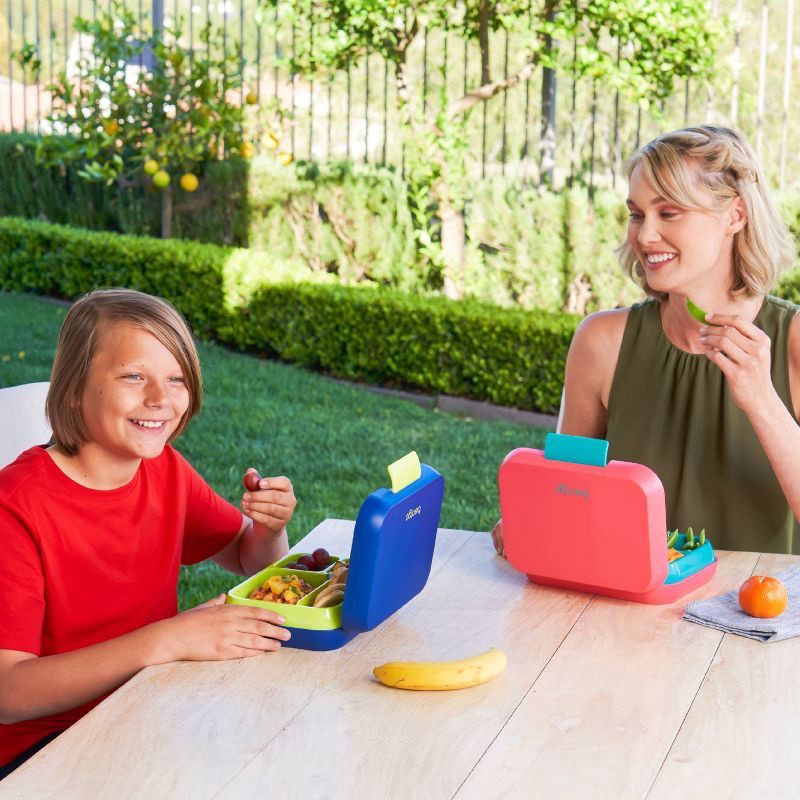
372, 647, 507, 691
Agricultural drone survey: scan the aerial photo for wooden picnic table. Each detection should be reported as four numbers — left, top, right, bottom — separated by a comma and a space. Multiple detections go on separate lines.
4, 518, 799, 799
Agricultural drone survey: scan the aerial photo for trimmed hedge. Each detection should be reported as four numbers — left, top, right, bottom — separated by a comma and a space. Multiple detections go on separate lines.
0, 216, 323, 337
219, 284, 577, 413
0, 215, 577, 413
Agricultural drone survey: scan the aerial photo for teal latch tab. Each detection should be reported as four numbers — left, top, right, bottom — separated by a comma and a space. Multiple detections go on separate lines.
544, 432, 608, 467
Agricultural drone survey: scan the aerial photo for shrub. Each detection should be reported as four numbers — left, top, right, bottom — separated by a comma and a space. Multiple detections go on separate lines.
464, 180, 566, 311
247, 161, 418, 287
0, 133, 249, 244
0, 216, 246, 337
0, 216, 577, 413
219, 283, 577, 413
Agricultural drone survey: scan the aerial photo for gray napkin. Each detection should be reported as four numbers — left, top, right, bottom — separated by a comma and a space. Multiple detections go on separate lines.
683, 566, 800, 642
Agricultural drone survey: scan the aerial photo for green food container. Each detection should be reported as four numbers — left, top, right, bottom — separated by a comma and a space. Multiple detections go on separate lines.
227, 565, 345, 630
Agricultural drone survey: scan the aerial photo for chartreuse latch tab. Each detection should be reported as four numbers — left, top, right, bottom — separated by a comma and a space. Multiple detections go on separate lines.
544, 432, 608, 467
387, 451, 422, 493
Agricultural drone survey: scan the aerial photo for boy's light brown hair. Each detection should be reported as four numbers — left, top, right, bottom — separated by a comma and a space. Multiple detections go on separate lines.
47, 289, 203, 455
618, 125, 795, 300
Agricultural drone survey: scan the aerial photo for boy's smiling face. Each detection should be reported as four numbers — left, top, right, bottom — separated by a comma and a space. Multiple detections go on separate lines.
77, 322, 190, 476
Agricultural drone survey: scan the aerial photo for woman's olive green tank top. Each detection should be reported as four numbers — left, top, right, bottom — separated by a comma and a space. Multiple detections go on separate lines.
606, 295, 799, 554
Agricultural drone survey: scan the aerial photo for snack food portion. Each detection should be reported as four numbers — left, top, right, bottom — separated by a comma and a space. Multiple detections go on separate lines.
373, 647, 508, 691
313, 561, 349, 608
665, 527, 707, 561
285, 547, 333, 571
738, 575, 788, 619
248, 574, 313, 604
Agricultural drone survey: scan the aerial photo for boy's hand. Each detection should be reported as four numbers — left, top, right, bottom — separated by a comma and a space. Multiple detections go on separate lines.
155, 595, 291, 662
241, 469, 296, 537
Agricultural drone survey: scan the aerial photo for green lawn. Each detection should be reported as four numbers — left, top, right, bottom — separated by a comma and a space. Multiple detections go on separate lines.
0, 291, 549, 608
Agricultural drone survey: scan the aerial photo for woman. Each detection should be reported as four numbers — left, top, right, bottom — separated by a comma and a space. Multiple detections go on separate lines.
494, 125, 800, 555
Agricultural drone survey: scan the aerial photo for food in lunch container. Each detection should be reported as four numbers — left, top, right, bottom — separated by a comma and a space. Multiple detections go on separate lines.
285, 547, 333, 571
666, 527, 706, 554
248, 574, 313, 604
313, 561, 349, 608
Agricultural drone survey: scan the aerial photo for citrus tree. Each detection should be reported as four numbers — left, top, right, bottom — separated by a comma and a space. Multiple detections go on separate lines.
262, 0, 721, 297
35, 2, 249, 238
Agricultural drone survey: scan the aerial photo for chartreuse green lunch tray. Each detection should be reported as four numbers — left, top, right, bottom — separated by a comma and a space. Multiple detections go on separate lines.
227, 566, 346, 630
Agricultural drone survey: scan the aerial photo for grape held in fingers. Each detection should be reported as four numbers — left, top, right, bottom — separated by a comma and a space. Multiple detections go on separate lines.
244, 470, 262, 492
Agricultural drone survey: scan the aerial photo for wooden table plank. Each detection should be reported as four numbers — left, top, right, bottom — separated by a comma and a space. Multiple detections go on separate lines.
1, 520, 470, 799
213, 530, 592, 800
647, 553, 800, 800
453, 550, 760, 800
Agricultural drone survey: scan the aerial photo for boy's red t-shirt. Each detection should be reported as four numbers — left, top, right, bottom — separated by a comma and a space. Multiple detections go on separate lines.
0, 444, 243, 765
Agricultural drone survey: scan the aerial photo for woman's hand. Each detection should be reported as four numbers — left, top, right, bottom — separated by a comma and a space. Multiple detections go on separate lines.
241, 469, 296, 538
153, 595, 291, 662
491, 519, 506, 559
700, 314, 778, 415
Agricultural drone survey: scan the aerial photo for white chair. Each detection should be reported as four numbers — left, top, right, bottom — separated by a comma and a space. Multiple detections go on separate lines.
0, 382, 52, 469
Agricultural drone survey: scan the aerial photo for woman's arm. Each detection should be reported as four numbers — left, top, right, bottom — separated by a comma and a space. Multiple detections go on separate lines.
0, 597, 290, 724
558, 309, 629, 438
701, 311, 800, 519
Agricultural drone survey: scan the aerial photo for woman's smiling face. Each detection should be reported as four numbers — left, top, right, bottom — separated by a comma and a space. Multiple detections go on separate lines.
78, 322, 191, 470
626, 162, 743, 298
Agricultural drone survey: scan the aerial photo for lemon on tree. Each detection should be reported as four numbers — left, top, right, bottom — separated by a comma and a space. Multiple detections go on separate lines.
278, 151, 293, 166
265, 131, 280, 150
144, 159, 160, 176
245, 91, 258, 105
240, 142, 255, 159
153, 170, 171, 189
180, 173, 199, 192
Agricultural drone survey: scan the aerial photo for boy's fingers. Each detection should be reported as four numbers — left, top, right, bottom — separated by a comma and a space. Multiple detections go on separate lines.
259, 475, 292, 491
241, 606, 286, 626
243, 491, 295, 506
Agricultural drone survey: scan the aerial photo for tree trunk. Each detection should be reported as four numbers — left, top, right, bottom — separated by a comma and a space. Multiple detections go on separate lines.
437, 188, 465, 300
478, 0, 491, 84
539, 0, 558, 186
161, 186, 173, 239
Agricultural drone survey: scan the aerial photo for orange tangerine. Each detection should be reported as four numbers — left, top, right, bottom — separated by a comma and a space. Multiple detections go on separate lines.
738, 575, 788, 618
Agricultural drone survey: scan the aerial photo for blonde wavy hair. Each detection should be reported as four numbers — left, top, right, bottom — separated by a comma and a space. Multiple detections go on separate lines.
618, 125, 795, 300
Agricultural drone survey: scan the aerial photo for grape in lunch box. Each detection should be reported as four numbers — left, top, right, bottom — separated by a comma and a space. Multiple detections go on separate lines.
284, 548, 332, 571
